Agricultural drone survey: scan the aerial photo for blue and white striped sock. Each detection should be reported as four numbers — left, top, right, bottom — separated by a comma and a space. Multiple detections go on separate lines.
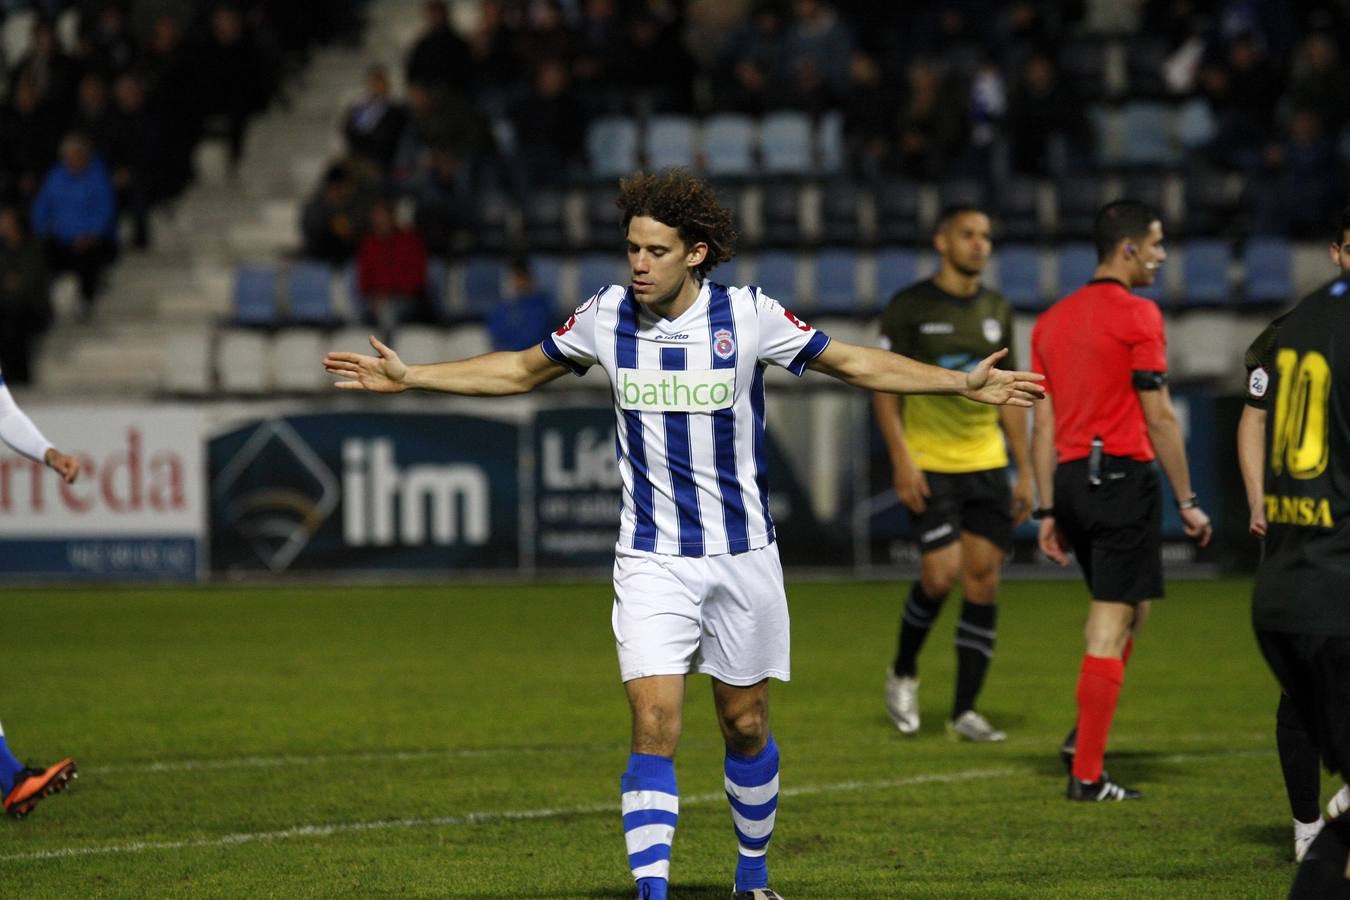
0, 720, 25, 794
621, 753, 678, 900
725, 735, 779, 892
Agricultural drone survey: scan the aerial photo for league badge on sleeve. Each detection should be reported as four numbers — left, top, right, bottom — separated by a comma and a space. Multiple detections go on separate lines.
1248, 366, 1269, 399
713, 328, 736, 360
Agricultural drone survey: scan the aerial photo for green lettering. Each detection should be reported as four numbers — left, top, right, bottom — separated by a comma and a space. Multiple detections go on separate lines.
711, 384, 729, 406
693, 383, 709, 405
643, 384, 659, 406
672, 380, 692, 407
623, 375, 640, 405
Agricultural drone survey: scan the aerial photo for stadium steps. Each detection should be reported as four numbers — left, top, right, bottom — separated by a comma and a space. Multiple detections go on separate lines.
25, 0, 418, 400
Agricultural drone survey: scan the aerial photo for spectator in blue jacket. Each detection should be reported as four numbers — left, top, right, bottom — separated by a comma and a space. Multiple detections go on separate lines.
31, 133, 118, 318
486, 257, 556, 352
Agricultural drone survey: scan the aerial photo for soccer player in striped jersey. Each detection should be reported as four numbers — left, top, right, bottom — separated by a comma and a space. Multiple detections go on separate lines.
0, 367, 81, 819
324, 169, 1044, 899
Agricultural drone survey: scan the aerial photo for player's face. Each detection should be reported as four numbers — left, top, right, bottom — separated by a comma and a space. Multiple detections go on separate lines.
1127, 220, 1166, 287
1332, 231, 1350, 272
626, 215, 707, 308
935, 212, 991, 278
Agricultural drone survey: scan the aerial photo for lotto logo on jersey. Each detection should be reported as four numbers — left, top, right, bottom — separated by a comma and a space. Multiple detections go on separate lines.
783, 309, 811, 332
617, 368, 736, 413
713, 328, 735, 359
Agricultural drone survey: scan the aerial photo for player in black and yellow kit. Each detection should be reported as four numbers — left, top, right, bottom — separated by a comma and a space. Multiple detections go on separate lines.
1249, 234, 1350, 896
876, 207, 1032, 741
1239, 209, 1350, 863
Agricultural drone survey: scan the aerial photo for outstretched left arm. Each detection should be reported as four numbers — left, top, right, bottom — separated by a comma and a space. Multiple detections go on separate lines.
808, 341, 1045, 407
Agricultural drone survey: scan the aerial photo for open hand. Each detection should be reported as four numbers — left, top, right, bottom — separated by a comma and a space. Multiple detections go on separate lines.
965, 349, 1046, 407
324, 335, 408, 392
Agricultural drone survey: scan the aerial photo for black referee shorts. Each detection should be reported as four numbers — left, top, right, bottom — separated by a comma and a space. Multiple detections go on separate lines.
1054, 456, 1162, 604
1256, 629, 1350, 778
911, 469, 1013, 555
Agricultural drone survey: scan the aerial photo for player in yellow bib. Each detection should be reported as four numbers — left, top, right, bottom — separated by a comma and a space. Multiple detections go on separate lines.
875, 207, 1032, 741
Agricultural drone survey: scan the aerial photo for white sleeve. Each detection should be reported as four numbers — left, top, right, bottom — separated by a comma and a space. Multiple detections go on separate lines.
0, 382, 55, 464
539, 287, 606, 375
754, 288, 832, 375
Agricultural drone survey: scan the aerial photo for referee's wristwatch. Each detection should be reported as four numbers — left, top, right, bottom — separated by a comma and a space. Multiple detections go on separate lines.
1031, 507, 1055, 520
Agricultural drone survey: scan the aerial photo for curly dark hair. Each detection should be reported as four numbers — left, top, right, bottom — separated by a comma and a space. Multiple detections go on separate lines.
615, 169, 738, 279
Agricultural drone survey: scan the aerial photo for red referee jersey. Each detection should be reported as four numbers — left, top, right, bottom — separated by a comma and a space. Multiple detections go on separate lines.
1031, 279, 1167, 463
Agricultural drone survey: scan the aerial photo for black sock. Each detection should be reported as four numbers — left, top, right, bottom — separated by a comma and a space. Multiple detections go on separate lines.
892, 583, 946, 678
1277, 692, 1323, 824
953, 601, 997, 717
1290, 821, 1350, 899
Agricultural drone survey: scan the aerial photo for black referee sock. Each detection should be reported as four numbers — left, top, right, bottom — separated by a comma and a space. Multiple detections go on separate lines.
892, 583, 947, 678
1276, 693, 1323, 824
953, 601, 997, 717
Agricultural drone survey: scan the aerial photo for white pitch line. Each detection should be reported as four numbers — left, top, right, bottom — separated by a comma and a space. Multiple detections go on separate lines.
0, 749, 1271, 864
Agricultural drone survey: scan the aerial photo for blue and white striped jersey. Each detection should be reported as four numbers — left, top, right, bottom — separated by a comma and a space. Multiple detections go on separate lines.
540, 281, 831, 557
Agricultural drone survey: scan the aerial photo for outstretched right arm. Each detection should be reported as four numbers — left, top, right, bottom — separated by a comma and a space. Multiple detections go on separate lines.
324, 336, 571, 396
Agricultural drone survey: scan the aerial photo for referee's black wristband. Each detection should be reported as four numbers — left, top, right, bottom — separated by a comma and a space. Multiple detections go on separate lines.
1177, 495, 1200, 510
1032, 507, 1055, 520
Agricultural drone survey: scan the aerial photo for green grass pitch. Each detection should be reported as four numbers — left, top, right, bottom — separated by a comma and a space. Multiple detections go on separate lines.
0, 578, 1315, 897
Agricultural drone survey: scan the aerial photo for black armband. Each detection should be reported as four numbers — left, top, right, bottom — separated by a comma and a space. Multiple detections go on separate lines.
1131, 370, 1168, 390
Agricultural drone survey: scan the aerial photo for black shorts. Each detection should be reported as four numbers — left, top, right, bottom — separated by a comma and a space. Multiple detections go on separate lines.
1256, 629, 1350, 778
1054, 456, 1162, 604
911, 469, 1013, 554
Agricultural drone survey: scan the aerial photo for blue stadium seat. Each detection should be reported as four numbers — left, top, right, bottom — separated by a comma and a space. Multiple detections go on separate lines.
1179, 240, 1231, 306
1055, 243, 1098, 296
752, 251, 798, 306
526, 254, 565, 313
232, 264, 279, 326
1121, 102, 1177, 167
1177, 98, 1217, 151
814, 248, 859, 315
425, 257, 449, 320
703, 113, 756, 178
875, 248, 921, 298
1244, 238, 1291, 305
646, 114, 697, 171
817, 111, 844, 174
463, 256, 505, 317
287, 262, 337, 325
586, 115, 639, 178
760, 111, 813, 176
577, 253, 627, 298
996, 245, 1043, 310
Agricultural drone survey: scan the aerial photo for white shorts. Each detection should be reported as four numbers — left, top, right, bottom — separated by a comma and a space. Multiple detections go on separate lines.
611, 542, 790, 686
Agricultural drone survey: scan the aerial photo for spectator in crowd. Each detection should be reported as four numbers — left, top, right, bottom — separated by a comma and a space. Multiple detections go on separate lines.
571, 0, 624, 115
70, 73, 116, 160
106, 73, 167, 249
190, 5, 273, 173
1287, 31, 1348, 137
841, 50, 901, 180
343, 64, 408, 175
393, 81, 498, 195
1253, 108, 1342, 238
782, 0, 854, 107
0, 75, 63, 205
300, 163, 366, 264
411, 149, 471, 256
8, 18, 78, 111
79, 2, 139, 77
404, 0, 473, 93
486, 257, 556, 352
31, 133, 118, 318
1005, 52, 1089, 176
0, 206, 52, 385
895, 58, 966, 179
138, 13, 197, 188
610, 9, 694, 114
357, 200, 429, 335
513, 1, 579, 76
466, 0, 517, 114
508, 58, 587, 189
1197, 31, 1284, 171
715, 2, 788, 114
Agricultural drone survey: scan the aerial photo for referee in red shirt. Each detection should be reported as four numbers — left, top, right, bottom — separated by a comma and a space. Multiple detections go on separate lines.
1030, 200, 1213, 801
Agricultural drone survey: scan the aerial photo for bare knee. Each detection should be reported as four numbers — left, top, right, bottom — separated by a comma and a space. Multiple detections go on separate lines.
962, 566, 1000, 604
631, 701, 682, 756
714, 682, 770, 756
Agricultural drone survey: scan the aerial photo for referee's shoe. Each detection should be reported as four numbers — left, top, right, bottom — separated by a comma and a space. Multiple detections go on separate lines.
1067, 772, 1141, 802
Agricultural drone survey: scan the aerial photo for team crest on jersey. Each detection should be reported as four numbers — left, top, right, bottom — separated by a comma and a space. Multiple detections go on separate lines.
982, 317, 1002, 343
1248, 366, 1269, 399
713, 328, 736, 359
